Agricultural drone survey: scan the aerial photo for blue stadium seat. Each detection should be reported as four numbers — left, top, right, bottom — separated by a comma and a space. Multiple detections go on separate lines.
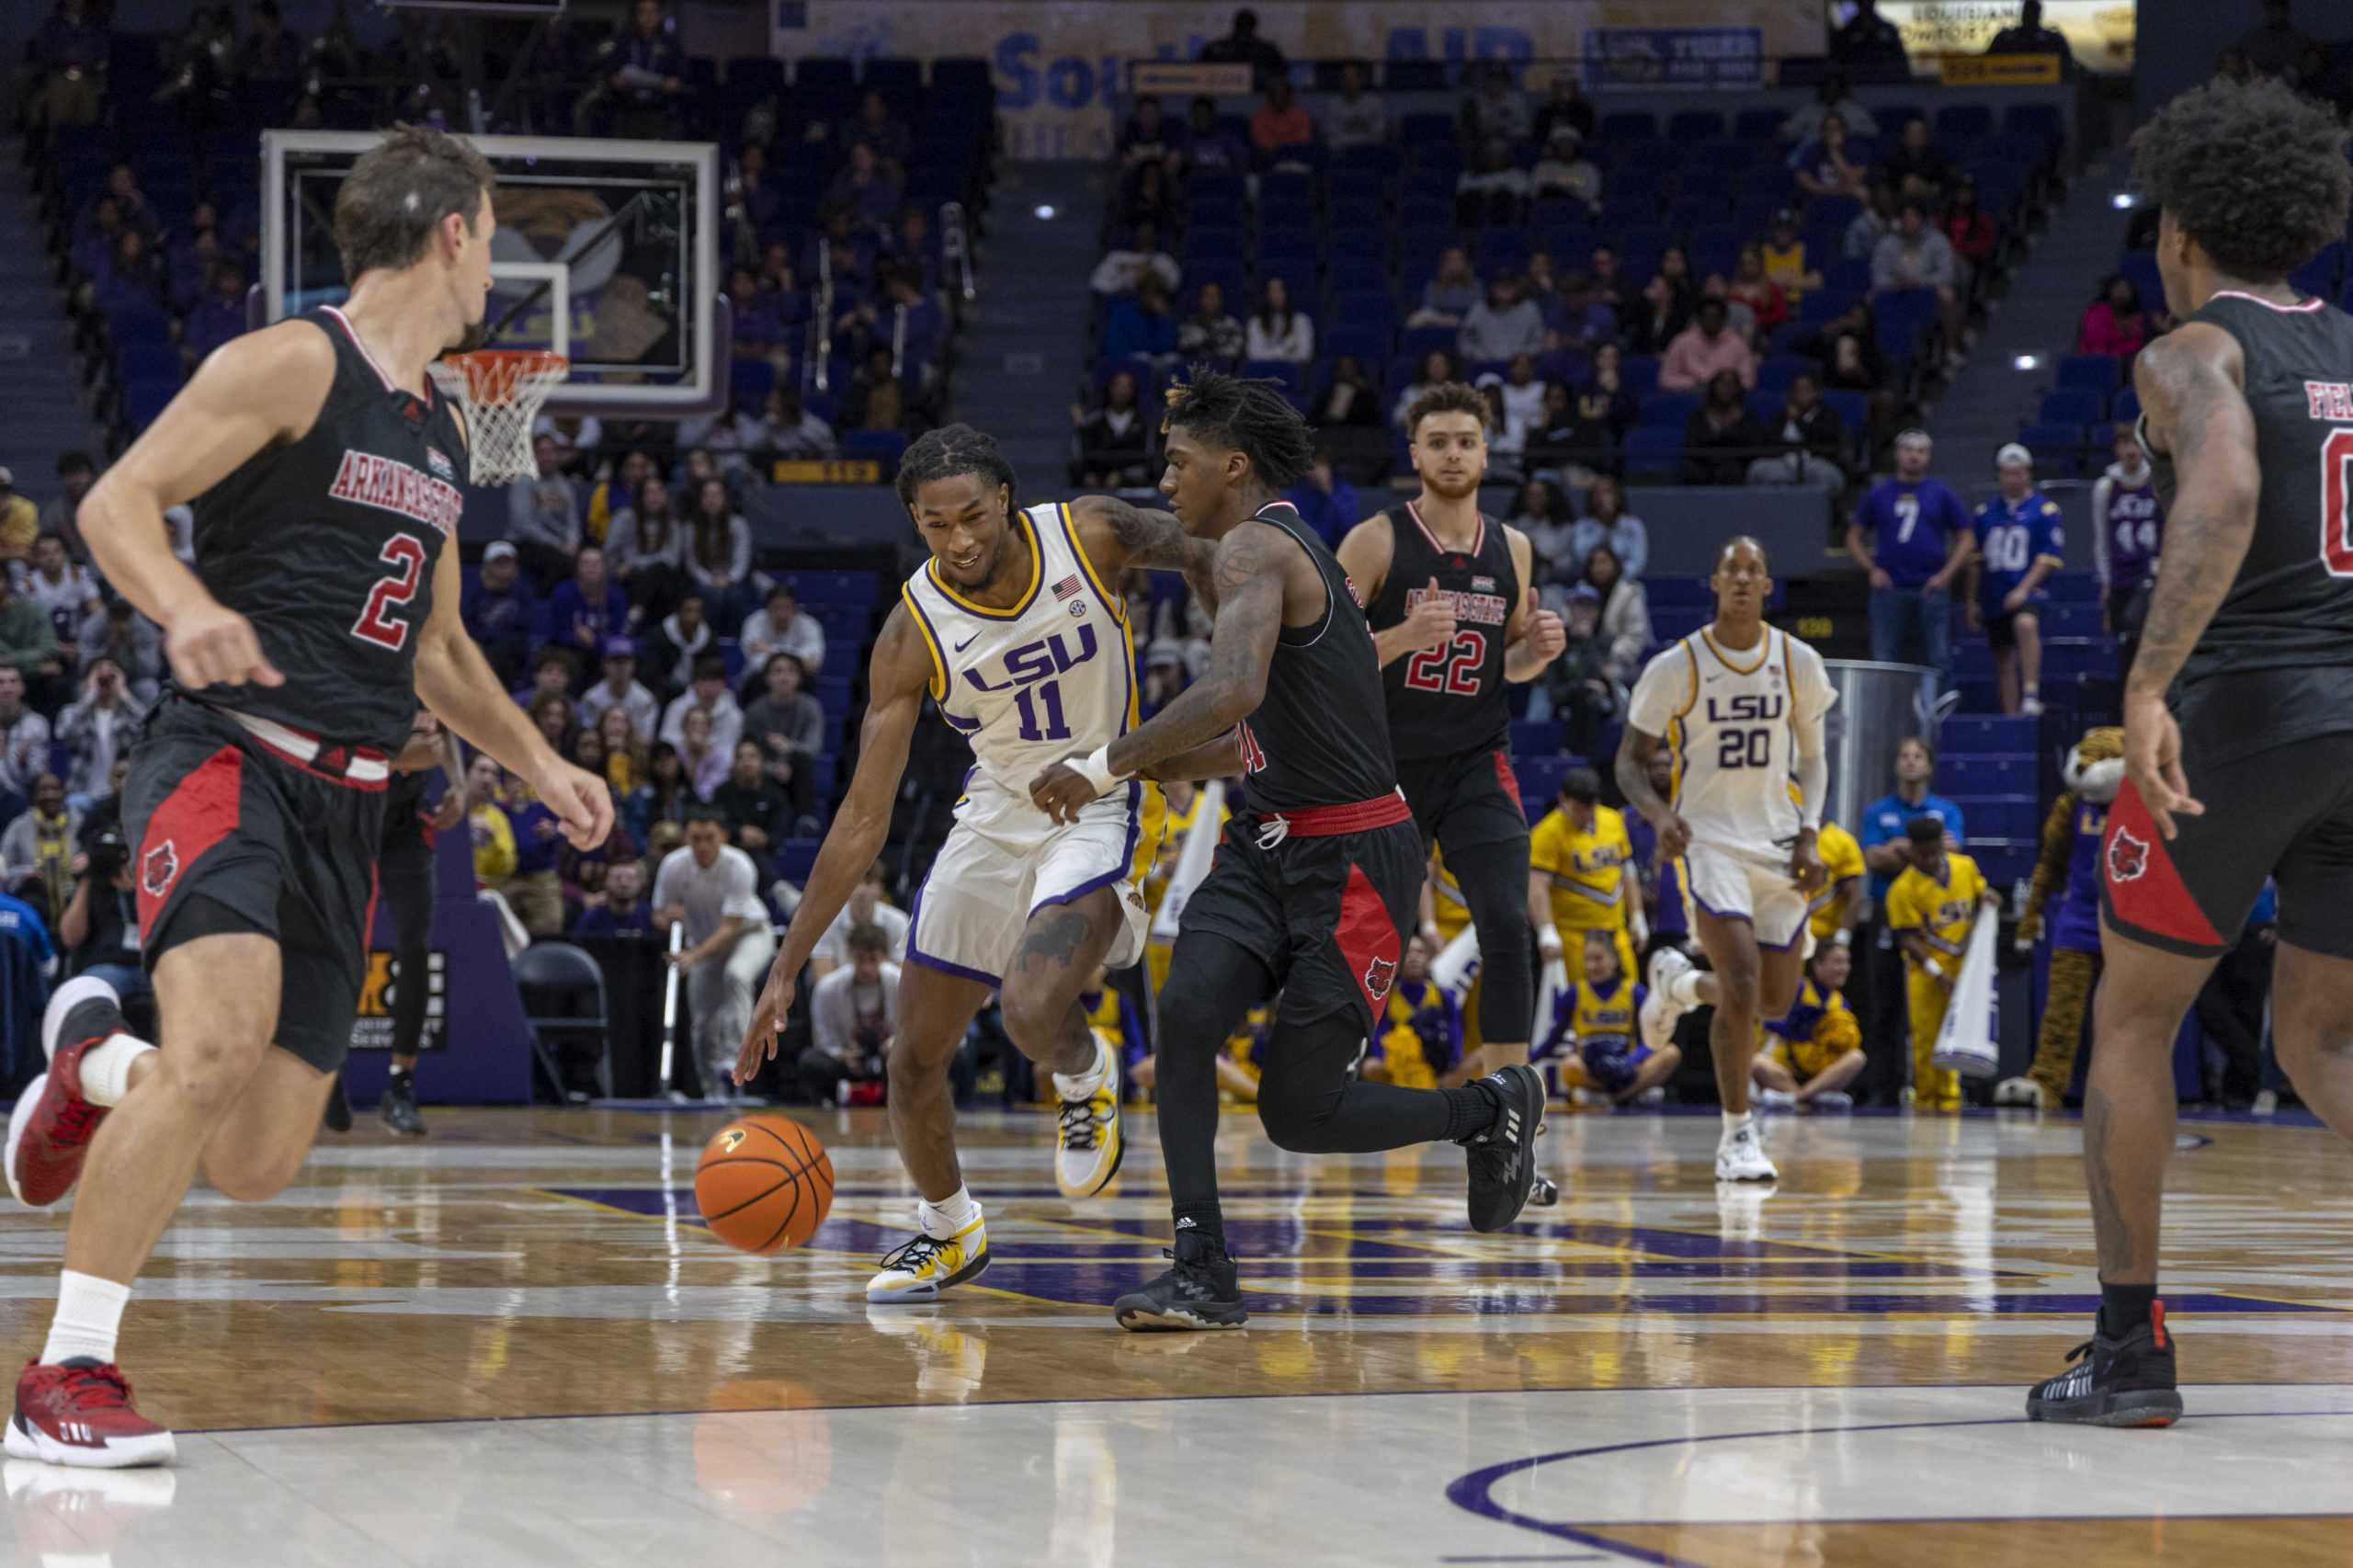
2043, 574, 2101, 604
2053, 355, 2120, 396
842, 429, 909, 469
2037, 390, 2106, 426
1598, 110, 1659, 143
1243, 360, 1306, 396
2112, 388, 2141, 426
2040, 602, 2104, 639
1820, 390, 1867, 434
1325, 324, 1392, 369
2004, 104, 2065, 152
2017, 423, 2088, 473
1940, 713, 2038, 753
1938, 755, 2036, 795
1952, 796, 2040, 842
1327, 256, 1387, 296
1756, 354, 1816, 393
1640, 393, 1699, 429
1621, 426, 1682, 481
1666, 109, 1727, 142
1509, 720, 1562, 758
815, 677, 854, 717
795, 56, 854, 90
1620, 356, 1661, 397
1733, 108, 1785, 142
1935, 104, 1995, 142
777, 838, 822, 885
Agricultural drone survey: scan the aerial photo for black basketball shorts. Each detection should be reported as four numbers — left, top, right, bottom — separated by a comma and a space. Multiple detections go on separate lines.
123, 699, 391, 1071
1176, 792, 1423, 1036
2099, 687, 2353, 961
1395, 745, 1529, 853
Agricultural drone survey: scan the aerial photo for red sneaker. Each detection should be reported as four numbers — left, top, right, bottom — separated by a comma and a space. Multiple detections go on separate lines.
7, 978, 128, 1208
5, 1360, 176, 1469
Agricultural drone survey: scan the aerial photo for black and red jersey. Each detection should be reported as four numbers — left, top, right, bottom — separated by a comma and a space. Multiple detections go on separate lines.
1233, 502, 1398, 812
1363, 502, 1518, 762
182, 306, 464, 755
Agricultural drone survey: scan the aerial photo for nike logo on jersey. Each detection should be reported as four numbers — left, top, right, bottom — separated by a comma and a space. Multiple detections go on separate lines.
954, 633, 979, 652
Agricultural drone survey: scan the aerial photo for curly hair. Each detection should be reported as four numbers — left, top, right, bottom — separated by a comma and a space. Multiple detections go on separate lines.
896, 422, 1018, 512
2131, 76, 2351, 282
1162, 366, 1316, 490
1404, 381, 1489, 438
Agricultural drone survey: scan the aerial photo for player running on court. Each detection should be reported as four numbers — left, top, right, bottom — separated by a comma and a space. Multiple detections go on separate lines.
1337, 383, 1564, 1084
1615, 539, 1836, 1185
5, 126, 613, 1468
733, 426, 1218, 1302
2025, 78, 2353, 1428
1029, 370, 1548, 1332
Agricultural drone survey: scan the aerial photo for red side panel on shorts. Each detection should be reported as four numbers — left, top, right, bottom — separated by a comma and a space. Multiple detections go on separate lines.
1336, 863, 1403, 1019
1492, 749, 1522, 811
135, 744, 244, 941
2102, 778, 2222, 949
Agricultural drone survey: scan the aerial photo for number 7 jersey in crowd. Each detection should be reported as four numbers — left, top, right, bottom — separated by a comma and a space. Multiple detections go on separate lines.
896, 501, 1163, 985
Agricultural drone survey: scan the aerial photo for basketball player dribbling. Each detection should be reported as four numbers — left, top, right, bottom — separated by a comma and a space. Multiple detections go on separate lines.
2027, 79, 2353, 1427
4, 126, 614, 1466
1616, 539, 1836, 1185
732, 426, 1221, 1302
1029, 371, 1548, 1331
1336, 383, 1563, 1096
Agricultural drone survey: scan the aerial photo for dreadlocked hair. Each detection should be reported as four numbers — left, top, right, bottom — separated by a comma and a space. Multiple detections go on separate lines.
896, 423, 1019, 512
2131, 76, 2351, 283
1162, 366, 1317, 490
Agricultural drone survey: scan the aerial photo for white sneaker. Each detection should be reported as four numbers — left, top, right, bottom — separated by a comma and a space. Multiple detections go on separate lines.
1646, 947, 1695, 1028
2253, 1089, 2279, 1118
1993, 1076, 2046, 1109
1053, 1034, 1125, 1199
1638, 991, 1679, 1053
1715, 1124, 1779, 1183
1755, 1088, 1796, 1112
2020, 694, 2046, 716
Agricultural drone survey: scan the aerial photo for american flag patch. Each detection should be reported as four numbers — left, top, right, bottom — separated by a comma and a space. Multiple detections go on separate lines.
1051, 574, 1082, 600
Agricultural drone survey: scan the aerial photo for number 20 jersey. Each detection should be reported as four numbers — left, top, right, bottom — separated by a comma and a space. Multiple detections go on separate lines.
185, 307, 462, 755
900, 501, 1136, 793
1627, 626, 1837, 859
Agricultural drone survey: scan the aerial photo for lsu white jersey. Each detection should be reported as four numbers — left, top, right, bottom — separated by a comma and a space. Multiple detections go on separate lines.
901, 501, 1137, 793
1627, 625, 1836, 859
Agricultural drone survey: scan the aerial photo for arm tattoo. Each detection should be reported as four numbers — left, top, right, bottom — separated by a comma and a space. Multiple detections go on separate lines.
2083, 1083, 2136, 1276
1105, 524, 1283, 778
1094, 494, 1222, 612
2127, 329, 2261, 699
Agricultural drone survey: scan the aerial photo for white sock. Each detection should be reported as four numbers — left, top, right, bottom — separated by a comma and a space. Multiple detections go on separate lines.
76, 1034, 156, 1108
1668, 971, 1707, 1009
1721, 1110, 1755, 1141
920, 1187, 982, 1238
1051, 1037, 1109, 1100
41, 1270, 131, 1366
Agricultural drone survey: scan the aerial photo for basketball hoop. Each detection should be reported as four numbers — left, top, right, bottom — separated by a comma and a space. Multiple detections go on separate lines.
428, 349, 570, 485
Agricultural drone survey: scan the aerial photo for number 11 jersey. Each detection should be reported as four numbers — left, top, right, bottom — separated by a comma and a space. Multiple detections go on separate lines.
900, 500, 1137, 791
1627, 626, 1837, 859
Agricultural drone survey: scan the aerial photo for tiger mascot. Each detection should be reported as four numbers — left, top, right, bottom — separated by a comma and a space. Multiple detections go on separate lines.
1995, 726, 2124, 1108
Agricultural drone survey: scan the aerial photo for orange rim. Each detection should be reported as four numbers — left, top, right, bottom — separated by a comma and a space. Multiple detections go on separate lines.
438, 348, 570, 403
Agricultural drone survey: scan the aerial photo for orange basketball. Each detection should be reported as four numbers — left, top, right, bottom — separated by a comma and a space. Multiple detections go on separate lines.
694, 1116, 835, 1254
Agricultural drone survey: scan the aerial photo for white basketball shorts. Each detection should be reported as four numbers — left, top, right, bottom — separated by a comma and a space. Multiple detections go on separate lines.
1684, 841, 1809, 952
906, 777, 1160, 985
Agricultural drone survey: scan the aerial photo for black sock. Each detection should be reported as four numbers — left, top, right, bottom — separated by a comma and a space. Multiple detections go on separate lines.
1172, 1203, 1225, 1252
2100, 1280, 2156, 1337
1442, 1082, 1497, 1141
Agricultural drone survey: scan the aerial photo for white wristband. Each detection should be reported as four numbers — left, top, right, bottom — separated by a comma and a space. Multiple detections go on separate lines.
1070, 744, 1125, 798
1537, 923, 1562, 957
1925, 959, 1946, 981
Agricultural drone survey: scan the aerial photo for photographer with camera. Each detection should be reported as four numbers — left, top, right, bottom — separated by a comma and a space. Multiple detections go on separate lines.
59, 825, 146, 1016
799, 921, 897, 1107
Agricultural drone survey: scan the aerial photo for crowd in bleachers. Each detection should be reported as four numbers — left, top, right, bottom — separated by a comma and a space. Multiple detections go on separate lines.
22, 0, 992, 473
1077, 44, 2066, 524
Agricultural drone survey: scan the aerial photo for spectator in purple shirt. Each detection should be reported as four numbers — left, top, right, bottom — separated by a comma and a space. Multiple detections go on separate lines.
1182, 97, 1248, 176
547, 545, 631, 676
181, 263, 249, 369
462, 540, 538, 688
827, 143, 904, 232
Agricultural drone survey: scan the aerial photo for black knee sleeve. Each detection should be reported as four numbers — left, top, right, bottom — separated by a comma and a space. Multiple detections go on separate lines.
1446, 834, 1536, 1043
1253, 1010, 1361, 1152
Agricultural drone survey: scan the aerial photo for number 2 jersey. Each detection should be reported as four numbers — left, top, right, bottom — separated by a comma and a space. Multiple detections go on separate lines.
900, 500, 1136, 793
1627, 626, 1836, 861
184, 306, 463, 755
2143, 290, 2353, 759
1364, 502, 1518, 762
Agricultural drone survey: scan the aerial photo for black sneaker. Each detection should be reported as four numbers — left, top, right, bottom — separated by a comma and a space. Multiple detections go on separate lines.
379, 1076, 426, 1137
1461, 1063, 1543, 1233
322, 1075, 352, 1134
1112, 1229, 1246, 1332
1529, 1173, 1560, 1208
2027, 1302, 2183, 1427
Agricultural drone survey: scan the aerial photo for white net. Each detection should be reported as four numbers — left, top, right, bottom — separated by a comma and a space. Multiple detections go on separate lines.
427, 350, 571, 485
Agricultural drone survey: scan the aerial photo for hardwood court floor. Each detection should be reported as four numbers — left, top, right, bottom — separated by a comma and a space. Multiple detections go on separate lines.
3, 1104, 2350, 1566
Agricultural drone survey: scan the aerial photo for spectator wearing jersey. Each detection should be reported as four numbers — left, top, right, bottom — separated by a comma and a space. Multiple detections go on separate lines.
1847, 428, 1972, 714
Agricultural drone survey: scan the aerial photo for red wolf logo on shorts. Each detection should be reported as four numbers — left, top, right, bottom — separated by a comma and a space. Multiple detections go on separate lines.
141, 841, 179, 900
2107, 826, 2150, 884
1363, 955, 1397, 1004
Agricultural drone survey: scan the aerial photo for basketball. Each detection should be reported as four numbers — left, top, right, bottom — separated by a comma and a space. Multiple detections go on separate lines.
694, 1116, 835, 1255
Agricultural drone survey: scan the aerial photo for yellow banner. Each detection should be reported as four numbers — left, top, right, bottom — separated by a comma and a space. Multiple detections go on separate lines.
1875, 1, 2134, 76
771, 460, 884, 484
1939, 52, 2062, 86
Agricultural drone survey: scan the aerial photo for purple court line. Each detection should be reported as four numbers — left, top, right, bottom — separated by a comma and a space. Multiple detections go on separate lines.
1444, 1408, 2353, 1568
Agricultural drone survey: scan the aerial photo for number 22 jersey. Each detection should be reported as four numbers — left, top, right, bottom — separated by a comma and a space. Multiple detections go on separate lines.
1627, 626, 1836, 860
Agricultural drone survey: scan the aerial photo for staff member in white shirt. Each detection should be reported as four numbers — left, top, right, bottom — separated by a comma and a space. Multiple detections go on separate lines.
654, 808, 778, 1098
